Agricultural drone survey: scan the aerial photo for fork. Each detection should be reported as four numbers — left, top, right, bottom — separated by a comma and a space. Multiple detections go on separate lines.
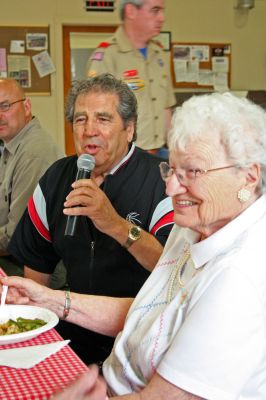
0, 285, 9, 323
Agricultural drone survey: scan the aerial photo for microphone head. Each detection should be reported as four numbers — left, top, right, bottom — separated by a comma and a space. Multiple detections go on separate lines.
77, 154, 95, 171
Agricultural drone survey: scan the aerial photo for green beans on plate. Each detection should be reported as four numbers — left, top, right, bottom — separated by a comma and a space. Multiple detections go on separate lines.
0, 317, 46, 335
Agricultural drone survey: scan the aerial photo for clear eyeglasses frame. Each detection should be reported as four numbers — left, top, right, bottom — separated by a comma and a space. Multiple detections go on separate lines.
0, 98, 26, 112
159, 161, 240, 185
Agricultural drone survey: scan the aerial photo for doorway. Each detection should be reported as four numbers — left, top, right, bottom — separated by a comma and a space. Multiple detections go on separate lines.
62, 25, 117, 155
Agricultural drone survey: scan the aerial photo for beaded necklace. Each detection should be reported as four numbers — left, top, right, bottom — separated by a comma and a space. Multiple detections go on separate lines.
167, 244, 193, 303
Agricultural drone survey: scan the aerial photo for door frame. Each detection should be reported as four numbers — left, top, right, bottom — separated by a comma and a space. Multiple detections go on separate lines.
62, 25, 117, 155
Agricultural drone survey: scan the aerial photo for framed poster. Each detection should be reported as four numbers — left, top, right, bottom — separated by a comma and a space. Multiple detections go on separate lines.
155, 31, 171, 51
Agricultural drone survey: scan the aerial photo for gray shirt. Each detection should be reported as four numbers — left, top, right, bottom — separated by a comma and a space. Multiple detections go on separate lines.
0, 117, 64, 253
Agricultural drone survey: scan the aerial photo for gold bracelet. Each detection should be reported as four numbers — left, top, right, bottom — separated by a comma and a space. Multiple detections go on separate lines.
61, 289, 71, 320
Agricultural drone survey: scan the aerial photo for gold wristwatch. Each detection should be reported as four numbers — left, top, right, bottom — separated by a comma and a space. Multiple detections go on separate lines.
123, 225, 142, 249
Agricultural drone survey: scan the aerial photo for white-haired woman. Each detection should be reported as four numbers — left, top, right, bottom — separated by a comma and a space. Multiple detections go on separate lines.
2, 92, 266, 399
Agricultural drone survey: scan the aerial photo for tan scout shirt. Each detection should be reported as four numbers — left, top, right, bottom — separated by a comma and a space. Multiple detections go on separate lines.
0, 117, 64, 253
87, 26, 176, 151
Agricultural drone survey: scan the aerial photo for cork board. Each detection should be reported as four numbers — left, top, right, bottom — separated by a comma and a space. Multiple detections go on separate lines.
171, 42, 231, 90
0, 26, 51, 94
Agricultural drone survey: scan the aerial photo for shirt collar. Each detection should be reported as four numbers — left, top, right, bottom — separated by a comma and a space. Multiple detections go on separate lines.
108, 142, 135, 175
115, 26, 134, 53
186, 194, 266, 269
4, 117, 35, 156
115, 26, 156, 54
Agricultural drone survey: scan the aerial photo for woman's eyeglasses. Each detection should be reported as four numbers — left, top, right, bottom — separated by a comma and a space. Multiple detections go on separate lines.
159, 161, 239, 185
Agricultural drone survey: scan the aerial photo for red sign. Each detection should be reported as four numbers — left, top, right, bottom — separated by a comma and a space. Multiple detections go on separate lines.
85, 1, 115, 11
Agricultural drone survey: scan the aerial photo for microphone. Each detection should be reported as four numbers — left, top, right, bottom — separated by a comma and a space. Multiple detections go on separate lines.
64, 154, 95, 237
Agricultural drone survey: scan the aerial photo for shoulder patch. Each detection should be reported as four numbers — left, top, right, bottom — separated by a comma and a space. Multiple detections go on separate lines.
98, 41, 111, 48
87, 70, 97, 78
90, 52, 104, 61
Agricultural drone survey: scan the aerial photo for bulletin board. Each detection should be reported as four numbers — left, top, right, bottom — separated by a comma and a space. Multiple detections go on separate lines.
171, 42, 231, 90
0, 26, 52, 94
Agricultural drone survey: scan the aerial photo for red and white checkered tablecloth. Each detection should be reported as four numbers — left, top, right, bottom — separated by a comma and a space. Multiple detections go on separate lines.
0, 329, 89, 399
0, 268, 89, 399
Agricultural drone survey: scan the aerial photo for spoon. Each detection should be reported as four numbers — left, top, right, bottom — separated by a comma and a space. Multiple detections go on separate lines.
0, 285, 9, 323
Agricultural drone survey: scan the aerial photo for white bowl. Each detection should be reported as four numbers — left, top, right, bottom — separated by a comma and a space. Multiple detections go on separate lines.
0, 305, 59, 345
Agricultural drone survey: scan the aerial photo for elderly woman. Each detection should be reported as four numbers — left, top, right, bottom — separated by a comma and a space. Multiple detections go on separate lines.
2, 92, 266, 399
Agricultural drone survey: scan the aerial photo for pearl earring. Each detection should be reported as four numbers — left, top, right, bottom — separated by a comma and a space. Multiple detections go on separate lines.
237, 188, 251, 203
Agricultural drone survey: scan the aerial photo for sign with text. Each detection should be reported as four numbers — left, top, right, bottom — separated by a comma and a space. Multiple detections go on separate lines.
84, 1, 115, 11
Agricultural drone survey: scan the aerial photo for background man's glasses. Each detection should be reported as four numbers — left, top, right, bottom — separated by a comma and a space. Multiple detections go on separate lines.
0, 98, 26, 112
159, 161, 239, 185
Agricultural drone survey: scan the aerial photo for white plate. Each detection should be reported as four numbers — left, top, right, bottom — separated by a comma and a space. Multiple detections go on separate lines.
0, 305, 59, 345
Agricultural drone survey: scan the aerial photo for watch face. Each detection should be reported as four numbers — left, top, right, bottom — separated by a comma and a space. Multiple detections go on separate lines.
123, 225, 142, 249
130, 226, 141, 239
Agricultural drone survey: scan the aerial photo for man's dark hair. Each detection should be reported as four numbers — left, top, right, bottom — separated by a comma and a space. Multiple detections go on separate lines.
65, 73, 138, 141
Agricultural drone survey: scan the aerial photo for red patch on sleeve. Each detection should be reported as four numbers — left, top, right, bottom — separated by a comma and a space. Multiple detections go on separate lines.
98, 42, 111, 48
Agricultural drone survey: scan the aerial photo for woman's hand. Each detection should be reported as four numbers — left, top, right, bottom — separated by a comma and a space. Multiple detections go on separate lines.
0, 276, 52, 307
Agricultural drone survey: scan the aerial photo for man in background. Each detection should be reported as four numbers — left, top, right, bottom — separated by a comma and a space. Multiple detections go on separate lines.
0, 78, 65, 285
87, 0, 176, 158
